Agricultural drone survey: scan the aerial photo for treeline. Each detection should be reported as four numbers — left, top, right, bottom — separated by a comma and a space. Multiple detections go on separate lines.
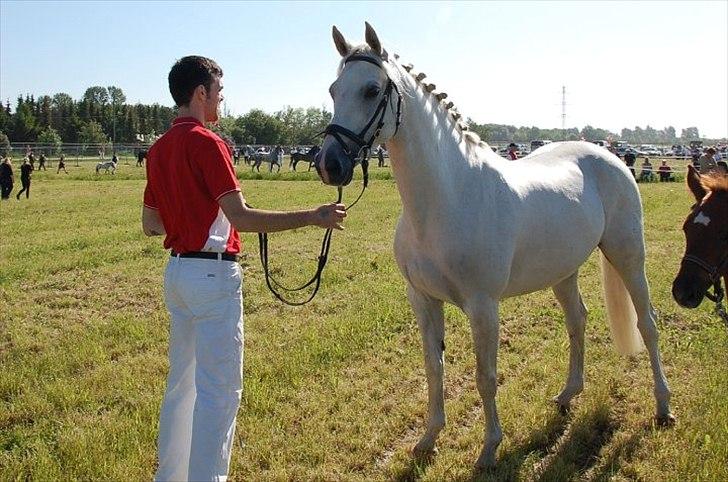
0, 86, 333, 153
467, 120, 710, 145
0, 85, 719, 155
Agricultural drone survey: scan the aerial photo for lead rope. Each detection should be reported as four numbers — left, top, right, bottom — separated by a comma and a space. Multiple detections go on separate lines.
707, 280, 728, 326
257, 166, 368, 306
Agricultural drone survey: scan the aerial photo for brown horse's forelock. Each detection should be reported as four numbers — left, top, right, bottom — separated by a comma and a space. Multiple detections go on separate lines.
700, 172, 728, 194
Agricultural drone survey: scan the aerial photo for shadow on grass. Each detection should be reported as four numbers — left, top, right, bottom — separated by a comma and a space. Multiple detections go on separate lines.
389, 450, 438, 482
399, 401, 646, 482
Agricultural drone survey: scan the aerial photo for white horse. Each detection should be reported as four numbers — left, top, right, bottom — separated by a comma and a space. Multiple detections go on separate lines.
315, 23, 674, 469
95, 159, 117, 174
252, 146, 284, 172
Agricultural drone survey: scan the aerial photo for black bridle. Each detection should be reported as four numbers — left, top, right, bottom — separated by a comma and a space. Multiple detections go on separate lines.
681, 252, 728, 303
257, 53, 402, 306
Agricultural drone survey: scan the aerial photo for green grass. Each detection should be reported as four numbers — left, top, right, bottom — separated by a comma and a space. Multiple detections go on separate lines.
0, 164, 726, 481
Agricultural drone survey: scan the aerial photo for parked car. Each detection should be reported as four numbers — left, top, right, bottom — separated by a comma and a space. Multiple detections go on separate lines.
530, 139, 552, 152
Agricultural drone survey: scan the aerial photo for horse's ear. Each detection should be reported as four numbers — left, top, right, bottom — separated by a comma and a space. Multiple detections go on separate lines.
364, 22, 382, 56
687, 164, 706, 202
332, 26, 351, 57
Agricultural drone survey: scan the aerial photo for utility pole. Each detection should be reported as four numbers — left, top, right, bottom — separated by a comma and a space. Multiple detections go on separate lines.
561, 86, 566, 135
109, 86, 116, 154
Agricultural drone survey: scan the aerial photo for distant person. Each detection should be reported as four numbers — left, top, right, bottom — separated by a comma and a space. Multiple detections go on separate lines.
658, 160, 674, 182
639, 157, 654, 182
0, 157, 14, 200
57, 154, 68, 174
624, 149, 636, 178
507, 142, 518, 160
377, 144, 386, 167
698, 147, 718, 175
691, 148, 701, 166
16, 158, 33, 200
37, 153, 47, 171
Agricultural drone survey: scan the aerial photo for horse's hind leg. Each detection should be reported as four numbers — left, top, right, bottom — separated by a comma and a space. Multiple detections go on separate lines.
408, 285, 446, 457
464, 296, 502, 469
600, 237, 673, 425
551, 272, 587, 412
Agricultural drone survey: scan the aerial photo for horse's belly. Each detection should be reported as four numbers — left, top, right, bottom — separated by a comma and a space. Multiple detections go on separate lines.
502, 225, 602, 297
501, 247, 595, 297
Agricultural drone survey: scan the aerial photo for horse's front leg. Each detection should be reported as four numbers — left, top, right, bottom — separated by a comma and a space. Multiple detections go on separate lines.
408, 285, 446, 457
465, 297, 502, 469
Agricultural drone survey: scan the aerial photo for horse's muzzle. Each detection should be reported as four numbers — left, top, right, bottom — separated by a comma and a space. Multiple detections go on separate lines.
672, 274, 705, 308
315, 143, 355, 186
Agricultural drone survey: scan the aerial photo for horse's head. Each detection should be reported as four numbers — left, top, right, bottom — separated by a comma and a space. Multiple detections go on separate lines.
672, 165, 728, 308
316, 22, 402, 186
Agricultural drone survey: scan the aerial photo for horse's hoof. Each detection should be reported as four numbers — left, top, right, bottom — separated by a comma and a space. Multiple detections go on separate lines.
474, 455, 497, 472
552, 397, 571, 415
412, 443, 437, 461
656, 413, 676, 428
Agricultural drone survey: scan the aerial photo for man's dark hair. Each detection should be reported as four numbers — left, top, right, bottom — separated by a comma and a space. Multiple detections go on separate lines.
168, 56, 223, 107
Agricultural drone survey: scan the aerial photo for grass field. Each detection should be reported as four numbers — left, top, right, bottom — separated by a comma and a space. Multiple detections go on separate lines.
0, 161, 726, 481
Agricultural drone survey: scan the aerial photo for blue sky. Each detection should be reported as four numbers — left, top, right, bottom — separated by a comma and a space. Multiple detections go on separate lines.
1, 1, 726, 138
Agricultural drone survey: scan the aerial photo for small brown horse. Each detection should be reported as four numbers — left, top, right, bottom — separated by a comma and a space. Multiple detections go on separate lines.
672, 164, 728, 312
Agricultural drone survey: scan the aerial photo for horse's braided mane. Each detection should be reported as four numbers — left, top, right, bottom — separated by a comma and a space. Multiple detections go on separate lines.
343, 46, 488, 150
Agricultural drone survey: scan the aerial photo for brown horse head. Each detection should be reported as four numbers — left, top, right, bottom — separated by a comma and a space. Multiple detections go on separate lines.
672, 164, 728, 308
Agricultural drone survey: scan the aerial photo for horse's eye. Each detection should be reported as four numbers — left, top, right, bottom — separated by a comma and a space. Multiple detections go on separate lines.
364, 86, 381, 99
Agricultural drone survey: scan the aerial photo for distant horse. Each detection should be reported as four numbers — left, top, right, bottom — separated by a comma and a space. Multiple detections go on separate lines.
672, 164, 728, 313
96, 159, 117, 174
316, 23, 673, 469
290, 145, 321, 171
252, 146, 284, 172
137, 150, 147, 167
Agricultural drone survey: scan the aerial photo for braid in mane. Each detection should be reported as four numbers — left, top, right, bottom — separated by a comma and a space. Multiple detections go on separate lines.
396, 55, 488, 149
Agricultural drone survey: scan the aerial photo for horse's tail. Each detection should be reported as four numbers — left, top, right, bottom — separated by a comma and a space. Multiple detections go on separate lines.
599, 252, 644, 356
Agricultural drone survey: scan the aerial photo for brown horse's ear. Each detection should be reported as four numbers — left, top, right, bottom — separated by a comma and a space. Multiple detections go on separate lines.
687, 164, 706, 203
332, 26, 351, 57
364, 22, 382, 56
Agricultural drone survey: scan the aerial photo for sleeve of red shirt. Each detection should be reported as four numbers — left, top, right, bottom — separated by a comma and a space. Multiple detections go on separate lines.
143, 155, 158, 209
194, 134, 241, 200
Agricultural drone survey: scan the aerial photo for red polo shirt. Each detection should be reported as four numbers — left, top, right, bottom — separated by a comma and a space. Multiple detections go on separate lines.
143, 117, 241, 254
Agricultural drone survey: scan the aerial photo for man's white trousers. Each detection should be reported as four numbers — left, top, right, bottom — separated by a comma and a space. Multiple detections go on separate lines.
155, 256, 243, 482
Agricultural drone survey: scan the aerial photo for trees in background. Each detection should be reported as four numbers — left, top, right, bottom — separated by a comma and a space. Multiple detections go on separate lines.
36, 127, 62, 155
2, 86, 720, 146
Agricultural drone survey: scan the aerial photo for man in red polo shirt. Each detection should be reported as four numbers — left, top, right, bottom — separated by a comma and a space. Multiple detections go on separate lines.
142, 56, 345, 482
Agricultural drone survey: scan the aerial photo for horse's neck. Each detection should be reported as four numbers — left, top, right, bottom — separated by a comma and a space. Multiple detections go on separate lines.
387, 78, 498, 228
